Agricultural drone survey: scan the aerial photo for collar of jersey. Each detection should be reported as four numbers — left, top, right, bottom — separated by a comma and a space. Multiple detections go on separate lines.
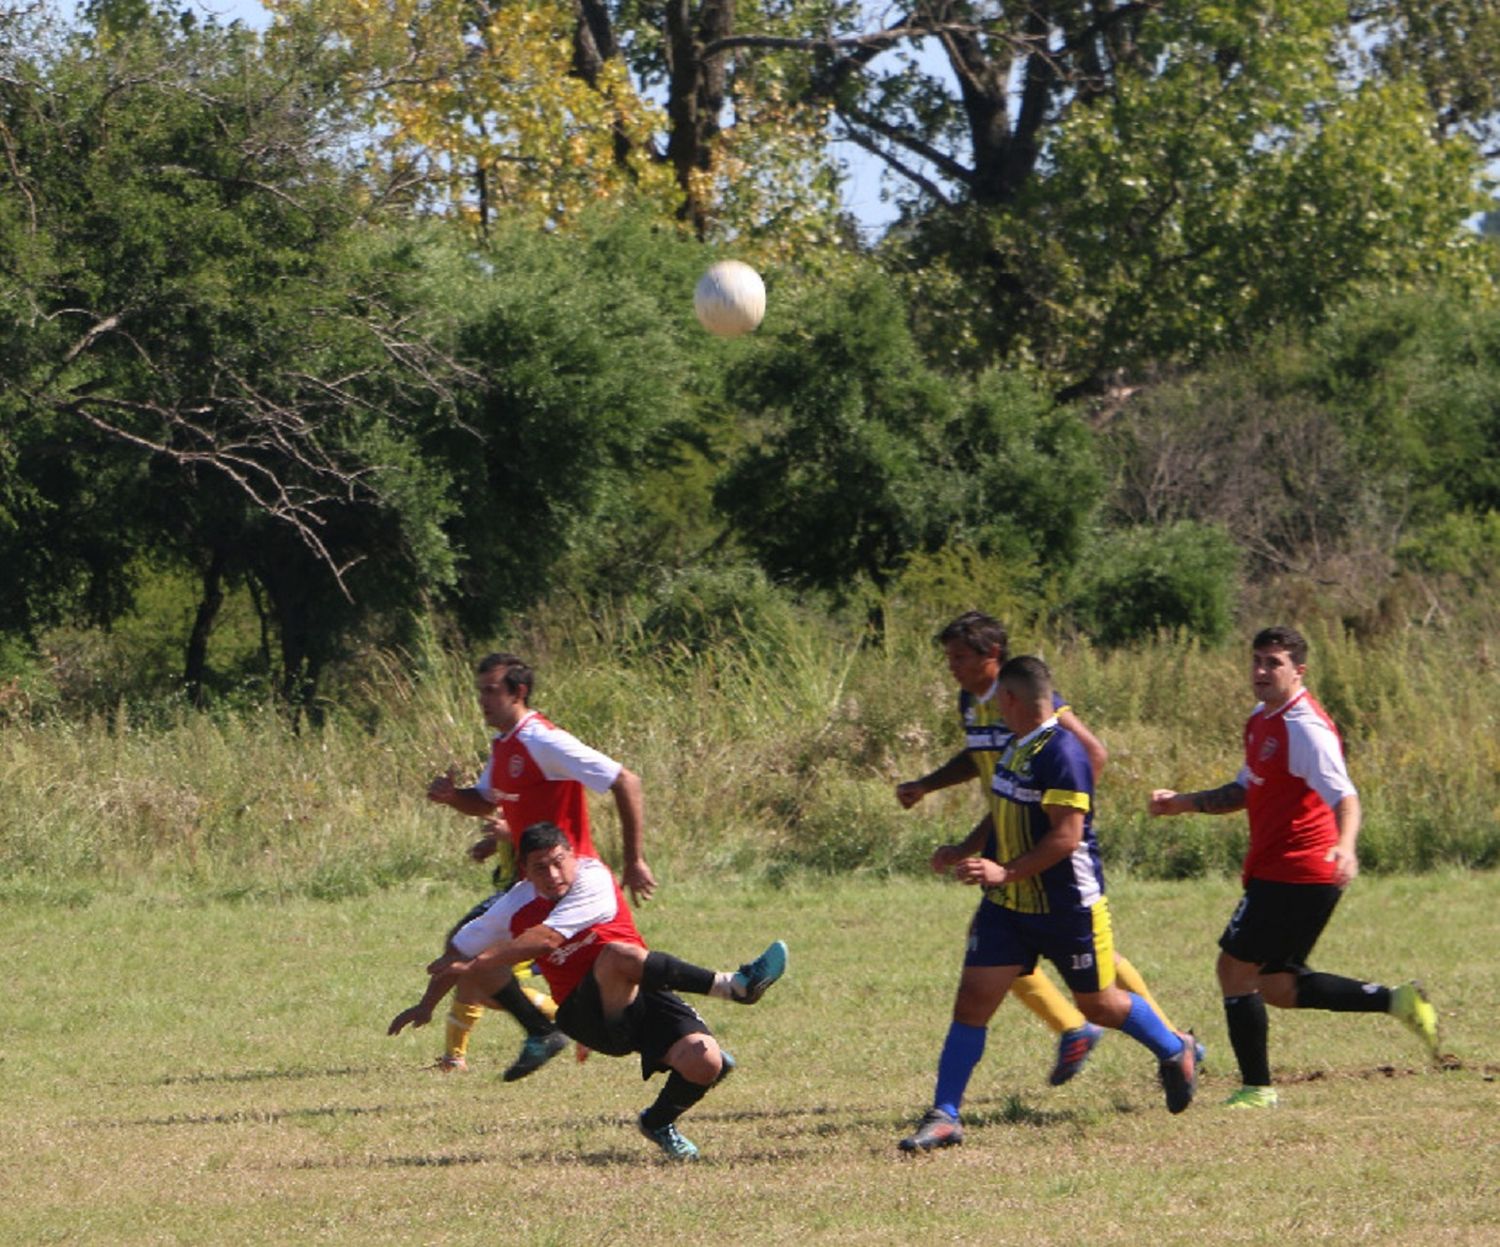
1258, 688, 1307, 721
492, 709, 540, 742
1011, 714, 1059, 751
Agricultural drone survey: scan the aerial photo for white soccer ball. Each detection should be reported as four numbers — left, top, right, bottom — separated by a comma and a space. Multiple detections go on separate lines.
694, 260, 766, 338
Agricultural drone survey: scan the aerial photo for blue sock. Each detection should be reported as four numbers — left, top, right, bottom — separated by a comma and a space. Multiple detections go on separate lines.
933, 1021, 987, 1119
1117, 993, 1183, 1062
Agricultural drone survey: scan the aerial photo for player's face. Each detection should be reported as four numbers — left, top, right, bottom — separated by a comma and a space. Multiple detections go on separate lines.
1250, 646, 1305, 709
523, 844, 577, 899
943, 639, 1001, 697
476, 673, 524, 731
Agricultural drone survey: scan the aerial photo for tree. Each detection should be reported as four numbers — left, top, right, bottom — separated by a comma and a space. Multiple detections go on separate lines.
713, 269, 1100, 595
0, 6, 464, 708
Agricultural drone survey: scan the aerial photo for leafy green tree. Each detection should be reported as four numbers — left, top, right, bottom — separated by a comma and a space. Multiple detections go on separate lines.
0, 6, 462, 708
713, 270, 1100, 595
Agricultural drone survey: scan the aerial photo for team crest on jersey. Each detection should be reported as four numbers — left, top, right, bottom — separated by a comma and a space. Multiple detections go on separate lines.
508, 754, 525, 778
1258, 736, 1280, 762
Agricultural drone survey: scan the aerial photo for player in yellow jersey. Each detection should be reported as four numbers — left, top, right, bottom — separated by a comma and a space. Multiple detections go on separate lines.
897, 611, 1198, 1085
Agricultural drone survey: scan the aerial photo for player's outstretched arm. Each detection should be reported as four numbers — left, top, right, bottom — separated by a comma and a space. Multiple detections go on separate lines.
897, 750, 978, 809
1148, 783, 1246, 816
426, 766, 499, 818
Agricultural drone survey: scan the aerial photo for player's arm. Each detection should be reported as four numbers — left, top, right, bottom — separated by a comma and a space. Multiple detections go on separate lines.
1147, 782, 1247, 816
1326, 794, 1361, 885
610, 766, 656, 903
1058, 709, 1108, 778
426, 766, 499, 818
897, 750, 979, 808
953, 804, 1084, 887
447, 922, 566, 979
931, 812, 992, 874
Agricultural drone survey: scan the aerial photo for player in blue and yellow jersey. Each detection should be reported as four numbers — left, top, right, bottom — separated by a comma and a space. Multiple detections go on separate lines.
897, 611, 1188, 1086
899, 656, 1197, 1152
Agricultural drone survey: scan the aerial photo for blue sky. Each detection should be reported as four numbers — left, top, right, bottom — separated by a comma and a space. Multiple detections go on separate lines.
197, 0, 903, 235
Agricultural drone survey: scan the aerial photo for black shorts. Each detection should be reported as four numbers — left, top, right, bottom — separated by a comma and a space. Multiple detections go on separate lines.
1219, 878, 1342, 973
555, 969, 714, 1081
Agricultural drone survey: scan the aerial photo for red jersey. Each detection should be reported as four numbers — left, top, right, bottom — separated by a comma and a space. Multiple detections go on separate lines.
451, 856, 644, 1003
1237, 690, 1357, 886
474, 710, 623, 860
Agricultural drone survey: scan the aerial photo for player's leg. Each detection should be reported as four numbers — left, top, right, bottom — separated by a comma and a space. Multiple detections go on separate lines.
1217, 881, 1285, 1106
899, 904, 1022, 1153
638, 1019, 732, 1162
1009, 969, 1105, 1086
1053, 899, 1196, 1113
453, 956, 568, 1081
594, 940, 789, 1010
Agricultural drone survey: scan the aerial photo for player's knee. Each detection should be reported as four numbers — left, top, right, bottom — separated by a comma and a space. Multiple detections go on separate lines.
667, 1032, 721, 1084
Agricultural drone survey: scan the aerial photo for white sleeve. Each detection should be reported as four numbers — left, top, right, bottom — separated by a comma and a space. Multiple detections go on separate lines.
451, 884, 531, 958
519, 721, 623, 793
1286, 717, 1358, 810
537, 858, 621, 937
473, 743, 498, 803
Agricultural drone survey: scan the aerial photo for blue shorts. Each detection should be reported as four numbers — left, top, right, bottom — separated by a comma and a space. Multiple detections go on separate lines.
965, 895, 1118, 994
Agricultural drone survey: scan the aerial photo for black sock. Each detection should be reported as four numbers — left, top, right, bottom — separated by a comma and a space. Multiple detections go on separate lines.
1223, 992, 1272, 1087
641, 951, 717, 996
491, 978, 557, 1038
639, 1070, 712, 1131
1295, 971, 1391, 1013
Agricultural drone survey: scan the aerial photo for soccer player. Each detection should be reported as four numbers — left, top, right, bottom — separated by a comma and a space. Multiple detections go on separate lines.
899, 656, 1197, 1152
424, 652, 656, 1079
1148, 625, 1440, 1108
388, 821, 788, 1160
896, 611, 1190, 1086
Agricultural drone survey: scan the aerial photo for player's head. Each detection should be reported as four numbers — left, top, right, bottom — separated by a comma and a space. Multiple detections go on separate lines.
936, 612, 1008, 695
475, 653, 533, 728
1250, 626, 1308, 709
518, 821, 576, 899
995, 655, 1053, 730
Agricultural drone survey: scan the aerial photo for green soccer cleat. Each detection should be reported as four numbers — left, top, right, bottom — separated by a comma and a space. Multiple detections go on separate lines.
730, 940, 788, 1004
1389, 981, 1440, 1062
501, 1029, 569, 1082
1223, 1085, 1279, 1109
638, 1111, 699, 1161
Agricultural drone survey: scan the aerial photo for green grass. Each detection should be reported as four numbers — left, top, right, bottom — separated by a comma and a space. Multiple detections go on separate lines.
3, 872, 1495, 1245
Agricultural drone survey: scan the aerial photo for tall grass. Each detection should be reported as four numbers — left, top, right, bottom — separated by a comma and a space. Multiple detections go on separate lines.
3, 606, 1498, 902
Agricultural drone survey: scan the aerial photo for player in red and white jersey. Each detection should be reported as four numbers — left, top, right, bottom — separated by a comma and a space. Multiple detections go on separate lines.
389, 822, 788, 1160
422, 653, 655, 1079
1149, 626, 1440, 1108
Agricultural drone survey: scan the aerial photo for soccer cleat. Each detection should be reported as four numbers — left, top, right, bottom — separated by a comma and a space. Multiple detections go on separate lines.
1158, 1030, 1198, 1114
638, 1111, 699, 1161
501, 1029, 569, 1082
1049, 1022, 1104, 1086
714, 1049, 737, 1086
1389, 981, 1440, 1061
431, 1054, 468, 1073
1193, 1036, 1207, 1069
898, 1107, 964, 1153
1223, 1085, 1279, 1109
729, 940, 788, 1004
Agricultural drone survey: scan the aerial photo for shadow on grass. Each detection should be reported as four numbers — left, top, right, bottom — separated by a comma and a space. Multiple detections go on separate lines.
152, 1065, 376, 1086
90, 1103, 402, 1129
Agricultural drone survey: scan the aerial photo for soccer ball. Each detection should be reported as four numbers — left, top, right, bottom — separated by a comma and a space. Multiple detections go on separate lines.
694, 260, 766, 338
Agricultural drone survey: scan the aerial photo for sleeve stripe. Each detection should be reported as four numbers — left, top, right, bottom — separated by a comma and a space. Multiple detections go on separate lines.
1042, 789, 1091, 812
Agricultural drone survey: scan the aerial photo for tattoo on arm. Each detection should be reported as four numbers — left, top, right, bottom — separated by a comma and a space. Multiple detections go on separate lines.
1192, 783, 1247, 814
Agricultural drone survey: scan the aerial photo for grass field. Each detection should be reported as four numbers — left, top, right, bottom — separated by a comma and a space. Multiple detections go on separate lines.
2, 870, 1495, 1245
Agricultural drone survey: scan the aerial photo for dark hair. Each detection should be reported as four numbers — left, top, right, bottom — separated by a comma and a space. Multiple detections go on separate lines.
476, 652, 534, 701
935, 611, 1008, 659
1251, 626, 1308, 667
517, 821, 568, 862
997, 654, 1052, 701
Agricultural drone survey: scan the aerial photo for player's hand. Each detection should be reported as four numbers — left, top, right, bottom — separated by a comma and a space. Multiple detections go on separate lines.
1326, 842, 1359, 887
426, 767, 459, 805
468, 835, 498, 863
387, 1004, 432, 1036
1147, 789, 1182, 816
953, 857, 1006, 887
622, 860, 657, 904
895, 780, 926, 809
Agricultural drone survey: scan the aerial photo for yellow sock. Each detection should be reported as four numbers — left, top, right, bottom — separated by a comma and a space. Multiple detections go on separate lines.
445, 1000, 485, 1060
1114, 954, 1177, 1033
1011, 970, 1087, 1034
523, 986, 558, 1022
